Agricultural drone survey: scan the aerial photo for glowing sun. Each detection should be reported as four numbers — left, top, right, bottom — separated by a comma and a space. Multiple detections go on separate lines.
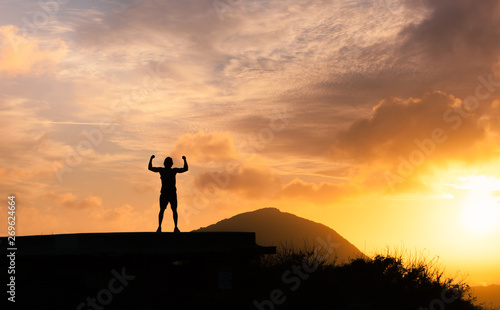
458, 176, 500, 235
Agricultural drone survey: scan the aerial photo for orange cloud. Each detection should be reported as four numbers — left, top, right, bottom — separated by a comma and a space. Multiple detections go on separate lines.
170, 131, 238, 164
278, 179, 359, 205
90, 204, 134, 222
0, 25, 67, 75
0, 167, 45, 182
44, 191, 102, 210
330, 91, 485, 163
194, 162, 282, 199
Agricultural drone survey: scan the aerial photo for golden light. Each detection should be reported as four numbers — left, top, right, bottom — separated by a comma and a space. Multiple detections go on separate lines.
458, 176, 500, 235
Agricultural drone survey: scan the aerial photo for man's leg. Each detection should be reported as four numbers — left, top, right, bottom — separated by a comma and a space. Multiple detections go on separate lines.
171, 195, 179, 232
157, 194, 167, 232
158, 208, 165, 226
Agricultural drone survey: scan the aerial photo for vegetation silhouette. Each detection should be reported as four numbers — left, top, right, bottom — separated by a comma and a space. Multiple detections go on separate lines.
148, 154, 188, 233
244, 245, 495, 310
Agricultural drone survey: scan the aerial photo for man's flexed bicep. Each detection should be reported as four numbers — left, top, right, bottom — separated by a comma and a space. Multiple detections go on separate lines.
148, 155, 161, 172
176, 156, 188, 173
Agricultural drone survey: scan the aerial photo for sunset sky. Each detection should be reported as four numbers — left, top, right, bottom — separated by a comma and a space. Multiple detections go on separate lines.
1, 0, 500, 286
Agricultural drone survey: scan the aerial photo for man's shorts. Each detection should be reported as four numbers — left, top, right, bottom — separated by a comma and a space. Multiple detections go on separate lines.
159, 192, 177, 210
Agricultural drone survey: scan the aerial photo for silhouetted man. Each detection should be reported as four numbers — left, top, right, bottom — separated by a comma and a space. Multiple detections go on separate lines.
148, 155, 188, 233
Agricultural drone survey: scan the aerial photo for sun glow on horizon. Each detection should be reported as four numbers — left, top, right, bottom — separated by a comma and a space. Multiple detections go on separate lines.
458, 176, 500, 235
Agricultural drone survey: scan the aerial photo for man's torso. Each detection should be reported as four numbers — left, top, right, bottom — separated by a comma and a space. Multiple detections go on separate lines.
159, 168, 177, 193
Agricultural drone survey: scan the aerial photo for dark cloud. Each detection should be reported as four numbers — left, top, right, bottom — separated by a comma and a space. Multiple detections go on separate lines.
330, 91, 485, 163
401, 0, 500, 61
302, 0, 500, 107
397, 0, 500, 94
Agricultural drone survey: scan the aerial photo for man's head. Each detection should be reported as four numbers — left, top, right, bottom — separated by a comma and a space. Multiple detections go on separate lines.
164, 157, 173, 168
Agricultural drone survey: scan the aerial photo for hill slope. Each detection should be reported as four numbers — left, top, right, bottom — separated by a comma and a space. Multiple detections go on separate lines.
194, 207, 363, 263
471, 284, 500, 309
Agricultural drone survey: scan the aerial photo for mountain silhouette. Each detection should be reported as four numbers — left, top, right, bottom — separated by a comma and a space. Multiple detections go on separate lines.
193, 207, 363, 263
471, 284, 500, 309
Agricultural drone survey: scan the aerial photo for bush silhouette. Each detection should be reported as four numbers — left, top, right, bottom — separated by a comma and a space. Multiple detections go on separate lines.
246, 245, 494, 310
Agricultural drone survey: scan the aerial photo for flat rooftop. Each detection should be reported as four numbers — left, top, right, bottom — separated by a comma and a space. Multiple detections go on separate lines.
6, 231, 276, 260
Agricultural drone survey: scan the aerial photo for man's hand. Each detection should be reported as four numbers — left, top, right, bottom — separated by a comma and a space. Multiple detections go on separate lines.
151, 155, 155, 159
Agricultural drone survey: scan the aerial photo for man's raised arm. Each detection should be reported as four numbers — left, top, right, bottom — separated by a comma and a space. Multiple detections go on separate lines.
178, 156, 188, 173
148, 155, 158, 172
